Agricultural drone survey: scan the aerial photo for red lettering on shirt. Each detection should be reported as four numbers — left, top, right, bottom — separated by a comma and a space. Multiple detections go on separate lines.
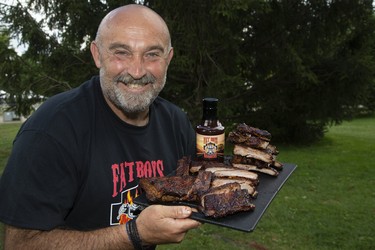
144, 161, 152, 177
112, 160, 165, 198
120, 162, 127, 192
157, 160, 164, 176
112, 164, 119, 197
136, 161, 144, 178
151, 161, 157, 177
126, 162, 135, 182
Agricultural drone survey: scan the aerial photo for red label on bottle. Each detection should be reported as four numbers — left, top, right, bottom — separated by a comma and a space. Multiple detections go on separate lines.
196, 133, 225, 160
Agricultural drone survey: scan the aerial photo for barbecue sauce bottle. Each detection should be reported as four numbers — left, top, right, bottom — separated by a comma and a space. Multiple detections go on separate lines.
196, 98, 225, 162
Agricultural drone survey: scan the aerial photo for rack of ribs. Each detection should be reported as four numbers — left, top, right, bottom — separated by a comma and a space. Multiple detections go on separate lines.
139, 157, 258, 218
227, 123, 283, 176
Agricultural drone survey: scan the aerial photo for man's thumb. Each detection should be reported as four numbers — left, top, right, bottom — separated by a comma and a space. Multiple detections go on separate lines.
171, 206, 192, 219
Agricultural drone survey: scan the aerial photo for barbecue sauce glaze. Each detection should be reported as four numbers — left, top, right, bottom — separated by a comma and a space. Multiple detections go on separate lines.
196, 98, 225, 162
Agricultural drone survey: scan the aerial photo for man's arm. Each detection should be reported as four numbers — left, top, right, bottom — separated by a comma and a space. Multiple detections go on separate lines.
4, 224, 132, 250
4, 205, 200, 249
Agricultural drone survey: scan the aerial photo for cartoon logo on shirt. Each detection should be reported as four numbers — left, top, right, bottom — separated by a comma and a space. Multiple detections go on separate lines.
117, 190, 141, 224
110, 186, 141, 225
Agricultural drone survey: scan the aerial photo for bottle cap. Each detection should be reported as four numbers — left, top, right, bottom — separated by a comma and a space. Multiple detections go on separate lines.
203, 98, 218, 109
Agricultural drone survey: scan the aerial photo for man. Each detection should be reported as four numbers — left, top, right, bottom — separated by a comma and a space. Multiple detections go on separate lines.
0, 4, 201, 249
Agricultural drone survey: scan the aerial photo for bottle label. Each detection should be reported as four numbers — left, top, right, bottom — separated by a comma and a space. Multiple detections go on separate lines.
196, 133, 225, 160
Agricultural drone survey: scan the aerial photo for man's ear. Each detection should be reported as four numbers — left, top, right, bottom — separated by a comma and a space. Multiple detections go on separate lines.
90, 41, 101, 68
166, 47, 174, 66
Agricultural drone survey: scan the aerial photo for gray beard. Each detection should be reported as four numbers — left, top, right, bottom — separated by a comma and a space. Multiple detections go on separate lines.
101, 73, 166, 114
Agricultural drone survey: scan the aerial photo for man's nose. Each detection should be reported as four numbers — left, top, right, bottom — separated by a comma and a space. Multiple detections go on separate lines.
127, 55, 147, 79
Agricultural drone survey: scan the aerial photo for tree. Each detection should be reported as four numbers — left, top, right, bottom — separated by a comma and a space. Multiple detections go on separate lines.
1, 0, 375, 143
0, 29, 43, 115
150, 0, 375, 142
238, 0, 375, 142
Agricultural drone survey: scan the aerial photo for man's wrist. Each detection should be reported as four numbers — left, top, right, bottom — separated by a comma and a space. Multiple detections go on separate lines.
126, 219, 143, 250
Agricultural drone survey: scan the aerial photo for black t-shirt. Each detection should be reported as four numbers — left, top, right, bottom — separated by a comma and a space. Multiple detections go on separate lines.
0, 76, 195, 230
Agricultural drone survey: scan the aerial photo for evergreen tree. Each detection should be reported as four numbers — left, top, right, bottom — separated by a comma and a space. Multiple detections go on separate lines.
1, 0, 374, 143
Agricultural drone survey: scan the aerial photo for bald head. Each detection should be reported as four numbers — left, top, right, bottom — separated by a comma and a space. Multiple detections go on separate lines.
90, 4, 174, 124
95, 4, 171, 49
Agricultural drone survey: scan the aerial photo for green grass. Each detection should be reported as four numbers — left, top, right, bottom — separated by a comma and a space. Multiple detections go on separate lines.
0, 123, 22, 175
1, 116, 374, 249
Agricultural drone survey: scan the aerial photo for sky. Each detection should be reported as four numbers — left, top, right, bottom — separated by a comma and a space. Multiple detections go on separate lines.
1, 0, 44, 54
1, 0, 99, 54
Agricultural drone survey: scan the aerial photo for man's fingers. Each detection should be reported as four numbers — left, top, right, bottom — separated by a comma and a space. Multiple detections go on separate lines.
175, 206, 193, 218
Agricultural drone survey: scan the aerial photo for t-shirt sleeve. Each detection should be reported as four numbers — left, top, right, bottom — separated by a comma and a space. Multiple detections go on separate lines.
0, 130, 80, 230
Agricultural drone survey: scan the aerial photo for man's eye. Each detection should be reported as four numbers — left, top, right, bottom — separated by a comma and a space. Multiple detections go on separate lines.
114, 51, 130, 57
146, 52, 160, 58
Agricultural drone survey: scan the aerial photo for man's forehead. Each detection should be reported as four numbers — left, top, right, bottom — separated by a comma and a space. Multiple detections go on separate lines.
100, 5, 168, 37
103, 26, 168, 51
103, 25, 169, 50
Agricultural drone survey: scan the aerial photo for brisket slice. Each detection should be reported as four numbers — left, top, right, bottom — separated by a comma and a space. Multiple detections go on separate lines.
139, 175, 196, 202
200, 183, 255, 218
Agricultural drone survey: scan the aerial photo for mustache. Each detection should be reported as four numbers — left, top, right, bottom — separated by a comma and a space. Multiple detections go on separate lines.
114, 74, 156, 85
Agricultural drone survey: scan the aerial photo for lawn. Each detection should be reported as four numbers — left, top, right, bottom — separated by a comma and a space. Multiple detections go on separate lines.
0, 123, 21, 175
1, 116, 374, 249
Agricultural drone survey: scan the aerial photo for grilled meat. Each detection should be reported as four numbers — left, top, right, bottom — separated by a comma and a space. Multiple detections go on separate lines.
211, 178, 258, 198
233, 144, 275, 164
190, 161, 204, 173
176, 156, 191, 176
189, 170, 213, 199
232, 163, 279, 176
227, 131, 269, 149
139, 175, 197, 202
199, 183, 255, 218
265, 144, 279, 155
272, 161, 283, 170
189, 160, 230, 174
139, 156, 259, 218
235, 123, 271, 141
203, 167, 259, 185
140, 124, 283, 218
228, 123, 282, 176
231, 155, 269, 168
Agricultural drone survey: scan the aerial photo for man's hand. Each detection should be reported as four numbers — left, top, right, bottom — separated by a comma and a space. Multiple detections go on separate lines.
136, 205, 201, 245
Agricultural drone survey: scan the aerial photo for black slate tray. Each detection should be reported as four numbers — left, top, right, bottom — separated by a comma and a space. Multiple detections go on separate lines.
134, 163, 297, 232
